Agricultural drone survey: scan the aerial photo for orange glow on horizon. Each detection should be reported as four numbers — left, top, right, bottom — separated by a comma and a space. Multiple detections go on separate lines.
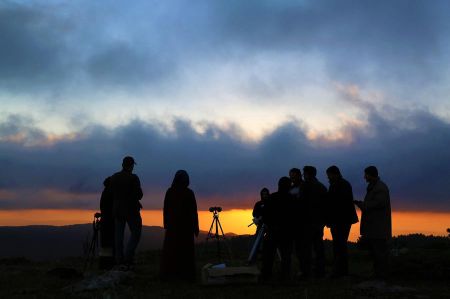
0, 209, 449, 242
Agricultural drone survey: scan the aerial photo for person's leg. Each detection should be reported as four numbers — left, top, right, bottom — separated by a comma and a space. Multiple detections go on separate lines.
370, 238, 389, 280
312, 225, 326, 277
339, 224, 351, 275
279, 236, 293, 281
330, 224, 350, 276
125, 212, 142, 264
297, 227, 312, 278
114, 217, 126, 264
261, 235, 276, 281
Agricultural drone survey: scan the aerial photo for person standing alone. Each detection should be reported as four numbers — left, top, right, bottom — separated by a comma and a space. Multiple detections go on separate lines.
111, 156, 143, 269
354, 166, 392, 280
160, 170, 199, 282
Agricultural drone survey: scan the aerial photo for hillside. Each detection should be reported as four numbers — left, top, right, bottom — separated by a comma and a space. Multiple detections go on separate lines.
0, 234, 449, 298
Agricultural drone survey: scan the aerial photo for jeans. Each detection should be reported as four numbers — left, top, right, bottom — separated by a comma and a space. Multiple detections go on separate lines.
114, 212, 142, 264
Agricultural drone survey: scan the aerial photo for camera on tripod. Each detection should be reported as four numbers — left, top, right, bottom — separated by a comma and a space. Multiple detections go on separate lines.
209, 206, 222, 213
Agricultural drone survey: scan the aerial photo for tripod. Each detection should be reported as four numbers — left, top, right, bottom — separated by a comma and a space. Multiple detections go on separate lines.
205, 209, 232, 262
83, 212, 101, 271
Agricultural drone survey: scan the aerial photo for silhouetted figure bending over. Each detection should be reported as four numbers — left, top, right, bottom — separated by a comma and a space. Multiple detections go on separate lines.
354, 166, 392, 280
326, 165, 358, 277
261, 177, 294, 281
160, 170, 199, 282
111, 156, 143, 268
299, 166, 328, 278
99, 176, 114, 269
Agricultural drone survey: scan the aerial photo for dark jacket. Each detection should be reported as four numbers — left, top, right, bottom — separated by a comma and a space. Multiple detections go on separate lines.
110, 170, 143, 218
252, 200, 265, 219
100, 176, 113, 218
360, 179, 392, 239
263, 191, 294, 236
100, 177, 114, 248
301, 178, 328, 226
326, 177, 358, 225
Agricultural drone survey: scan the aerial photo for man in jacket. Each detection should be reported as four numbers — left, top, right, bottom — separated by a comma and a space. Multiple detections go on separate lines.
261, 177, 294, 281
326, 165, 359, 277
111, 156, 143, 268
299, 166, 328, 278
354, 166, 392, 280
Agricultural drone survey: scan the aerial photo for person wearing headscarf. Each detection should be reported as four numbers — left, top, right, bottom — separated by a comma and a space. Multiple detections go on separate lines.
160, 170, 199, 282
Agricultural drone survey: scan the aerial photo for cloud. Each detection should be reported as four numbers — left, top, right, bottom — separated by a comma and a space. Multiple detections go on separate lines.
1, 103, 449, 211
1, 0, 449, 96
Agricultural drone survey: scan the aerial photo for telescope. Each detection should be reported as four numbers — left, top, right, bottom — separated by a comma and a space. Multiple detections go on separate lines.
209, 206, 222, 213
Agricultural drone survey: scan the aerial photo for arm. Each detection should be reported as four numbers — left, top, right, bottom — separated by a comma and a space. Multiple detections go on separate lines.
163, 190, 169, 229
191, 191, 199, 237
364, 187, 389, 210
133, 175, 143, 201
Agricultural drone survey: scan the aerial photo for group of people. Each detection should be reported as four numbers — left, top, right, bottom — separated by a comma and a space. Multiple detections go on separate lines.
99, 156, 391, 282
253, 165, 392, 281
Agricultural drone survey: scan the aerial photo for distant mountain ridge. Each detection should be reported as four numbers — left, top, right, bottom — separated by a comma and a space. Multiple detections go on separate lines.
0, 224, 163, 260
0, 224, 236, 260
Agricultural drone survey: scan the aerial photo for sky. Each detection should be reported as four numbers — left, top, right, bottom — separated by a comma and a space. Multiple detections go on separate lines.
1, 0, 450, 214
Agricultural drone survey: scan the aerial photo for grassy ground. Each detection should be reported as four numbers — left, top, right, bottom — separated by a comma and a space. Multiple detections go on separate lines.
0, 235, 449, 298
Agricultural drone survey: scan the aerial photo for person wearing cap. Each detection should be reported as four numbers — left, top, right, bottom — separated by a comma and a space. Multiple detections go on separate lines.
110, 156, 143, 268
354, 166, 392, 280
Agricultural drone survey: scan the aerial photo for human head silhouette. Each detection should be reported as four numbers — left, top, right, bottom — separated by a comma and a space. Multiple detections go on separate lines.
289, 168, 302, 185
278, 176, 292, 193
122, 156, 136, 172
326, 165, 342, 183
260, 187, 270, 201
303, 166, 317, 181
364, 166, 379, 183
172, 170, 190, 188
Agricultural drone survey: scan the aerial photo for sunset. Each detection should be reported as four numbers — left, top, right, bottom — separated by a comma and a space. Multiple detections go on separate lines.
1, 0, 450, 297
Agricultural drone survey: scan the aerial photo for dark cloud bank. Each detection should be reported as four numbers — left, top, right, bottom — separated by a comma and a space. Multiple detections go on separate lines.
1, 0, 449, 93
0, 107, 449, 212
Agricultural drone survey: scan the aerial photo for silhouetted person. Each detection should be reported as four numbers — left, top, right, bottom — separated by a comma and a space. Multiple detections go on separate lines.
248, 187, 270, 265
289, 168, 303, 200
253, 187, 270, 229
160, 170, 199, 282
111, 156, 143, 268
99, 176, 114, 269
354, 166, 392, 280
261, 177, 294, 282
326, 165, 358, 277
299, 165, 328, 278
289, 167, 311, 279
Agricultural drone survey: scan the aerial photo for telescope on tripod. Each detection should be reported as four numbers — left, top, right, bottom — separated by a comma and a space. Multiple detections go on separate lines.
205, 206, 232, 261
83, 212, 102, 271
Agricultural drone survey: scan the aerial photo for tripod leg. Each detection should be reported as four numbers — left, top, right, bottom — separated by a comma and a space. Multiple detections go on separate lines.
83, 230, 98, 272
215, 218, 221, 261
217, 218, 233, 261
203, 216, 217, 257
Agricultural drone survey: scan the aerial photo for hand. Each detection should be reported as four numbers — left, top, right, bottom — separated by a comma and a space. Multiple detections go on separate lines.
353, 200, 363, 208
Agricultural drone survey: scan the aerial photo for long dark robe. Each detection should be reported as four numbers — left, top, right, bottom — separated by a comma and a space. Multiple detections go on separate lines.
160, 187, 199, 281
